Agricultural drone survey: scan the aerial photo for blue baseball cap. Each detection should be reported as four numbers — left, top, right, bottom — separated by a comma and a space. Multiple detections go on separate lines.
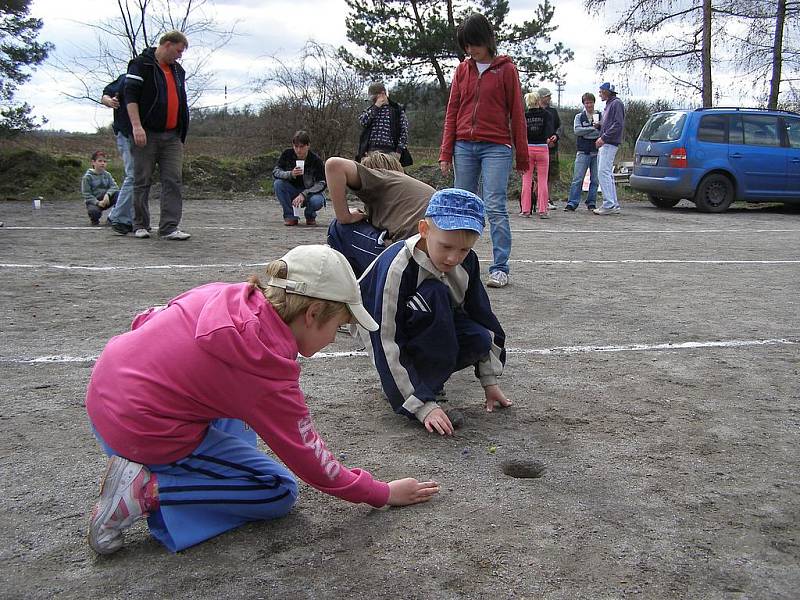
599, 82, 616, 93
425, 188, 485, 235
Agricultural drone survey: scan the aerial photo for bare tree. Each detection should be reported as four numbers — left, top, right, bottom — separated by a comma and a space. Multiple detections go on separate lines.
255, 42, 365, 159
59, 0, 236, 107
718, 0, 800, 108
587, 0, 720, 107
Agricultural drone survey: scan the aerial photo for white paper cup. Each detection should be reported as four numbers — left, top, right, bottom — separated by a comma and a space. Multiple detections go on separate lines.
293, 205, 303, 218
296, 160, 305, 173
33, 198, 42, 209
592, 113, 600, 124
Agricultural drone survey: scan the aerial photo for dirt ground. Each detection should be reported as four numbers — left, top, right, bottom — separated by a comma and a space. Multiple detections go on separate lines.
1, 193, 798, 599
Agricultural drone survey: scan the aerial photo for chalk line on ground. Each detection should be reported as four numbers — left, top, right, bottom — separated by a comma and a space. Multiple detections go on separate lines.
3, 337, 796, 364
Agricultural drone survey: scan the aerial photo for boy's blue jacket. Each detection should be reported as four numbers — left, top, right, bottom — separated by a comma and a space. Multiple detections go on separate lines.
124, 47, 189, 142
358, 235, 506, 418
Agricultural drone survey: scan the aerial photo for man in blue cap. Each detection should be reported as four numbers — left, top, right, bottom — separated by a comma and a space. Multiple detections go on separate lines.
358, 188, 511, 436
594, 82, 625, 215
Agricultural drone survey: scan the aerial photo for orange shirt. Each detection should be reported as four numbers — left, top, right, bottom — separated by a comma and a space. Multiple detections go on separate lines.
159, 63, 179, 130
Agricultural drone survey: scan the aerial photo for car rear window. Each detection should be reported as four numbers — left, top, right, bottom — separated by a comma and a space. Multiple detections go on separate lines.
638, 112, 687, 142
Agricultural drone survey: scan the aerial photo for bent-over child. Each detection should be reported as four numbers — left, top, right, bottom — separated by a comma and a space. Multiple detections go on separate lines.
81, 150, 119, 226
358, 188, 511, 436
86, 245, 439, 554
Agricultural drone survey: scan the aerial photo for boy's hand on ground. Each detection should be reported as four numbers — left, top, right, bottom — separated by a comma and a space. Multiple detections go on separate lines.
484, 384, 512, 412
424, 408, 454, 436
387, 478, 440, 506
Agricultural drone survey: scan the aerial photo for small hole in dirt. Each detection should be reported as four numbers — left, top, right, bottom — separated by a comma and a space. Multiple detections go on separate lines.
501, 459, 546, 479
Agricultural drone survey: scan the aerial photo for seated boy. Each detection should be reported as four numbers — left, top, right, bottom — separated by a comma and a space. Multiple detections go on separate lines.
326, 153, 434, 276
81, 150, 120, 226
358, 188, 511, 436
272, 130, 327, 226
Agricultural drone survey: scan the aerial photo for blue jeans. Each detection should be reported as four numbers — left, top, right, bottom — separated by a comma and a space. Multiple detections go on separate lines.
597, 144, 620, 209
274, 179, 325, 221
566, 151, 599, 208
108, 132, 135, 226
453, 141, 512, 275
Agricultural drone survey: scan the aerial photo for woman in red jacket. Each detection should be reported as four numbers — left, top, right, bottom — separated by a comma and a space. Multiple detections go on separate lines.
438, 13, 529, 289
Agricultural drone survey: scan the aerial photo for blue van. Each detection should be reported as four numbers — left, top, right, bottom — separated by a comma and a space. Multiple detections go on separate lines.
630, 108, 800, 212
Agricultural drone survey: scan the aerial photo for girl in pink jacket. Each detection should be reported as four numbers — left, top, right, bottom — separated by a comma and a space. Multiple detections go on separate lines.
86, 245, 439, 554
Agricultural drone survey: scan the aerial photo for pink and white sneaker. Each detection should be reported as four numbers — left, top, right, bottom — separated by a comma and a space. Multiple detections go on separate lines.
88, 456, 158, 554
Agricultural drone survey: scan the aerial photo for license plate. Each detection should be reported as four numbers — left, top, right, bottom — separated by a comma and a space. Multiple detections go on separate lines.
641, 155, 659, 166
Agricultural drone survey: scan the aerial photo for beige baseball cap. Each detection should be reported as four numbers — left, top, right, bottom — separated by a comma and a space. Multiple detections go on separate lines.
267, 245, 379, 331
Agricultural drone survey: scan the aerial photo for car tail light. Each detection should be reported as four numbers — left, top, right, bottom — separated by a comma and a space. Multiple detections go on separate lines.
668, 147, 688, 168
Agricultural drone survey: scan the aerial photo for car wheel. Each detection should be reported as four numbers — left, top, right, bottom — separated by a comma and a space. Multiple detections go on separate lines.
694, 174, 734, 213
648, 195, 681, 209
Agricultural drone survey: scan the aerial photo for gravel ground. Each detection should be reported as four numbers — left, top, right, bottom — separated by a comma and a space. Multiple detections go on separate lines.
1, 194, 798, 599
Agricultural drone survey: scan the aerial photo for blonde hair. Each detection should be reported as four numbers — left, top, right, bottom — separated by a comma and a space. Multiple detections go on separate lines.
424, 218, 480, 245
248, 260, 350, 325
524, 92, 539, 109
361, 152, 404, 172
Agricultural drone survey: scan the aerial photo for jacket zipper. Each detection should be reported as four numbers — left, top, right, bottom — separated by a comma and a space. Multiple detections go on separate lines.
470, 61, 483, 138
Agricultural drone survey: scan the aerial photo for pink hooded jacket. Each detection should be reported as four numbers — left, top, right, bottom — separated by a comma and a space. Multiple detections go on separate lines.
85, 282, 390, 508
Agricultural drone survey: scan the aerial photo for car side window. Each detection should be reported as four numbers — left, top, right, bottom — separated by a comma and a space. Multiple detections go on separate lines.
785, 117, 800, 149
741, 115, 781, 147
697, 115, 727, 143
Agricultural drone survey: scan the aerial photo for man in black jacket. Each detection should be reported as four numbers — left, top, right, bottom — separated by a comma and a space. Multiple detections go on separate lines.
357, 82, 412, 167
125, 30, 191, 241
272, 131, 327, 227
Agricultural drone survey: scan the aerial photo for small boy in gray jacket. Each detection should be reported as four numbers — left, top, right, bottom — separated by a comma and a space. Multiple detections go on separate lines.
81, 151, 119, 225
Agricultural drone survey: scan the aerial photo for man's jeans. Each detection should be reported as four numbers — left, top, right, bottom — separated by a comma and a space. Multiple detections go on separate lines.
108, 132, 135, 226
566, 151, 599, 208
132, 130, 184, 236
597, 143, 620, 209
453, 141, 513, 275
274, 179, 325, 222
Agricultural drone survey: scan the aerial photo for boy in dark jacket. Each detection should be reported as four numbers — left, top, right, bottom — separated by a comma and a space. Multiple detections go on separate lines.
359, 188, 511, 436
272, 130, 327, 226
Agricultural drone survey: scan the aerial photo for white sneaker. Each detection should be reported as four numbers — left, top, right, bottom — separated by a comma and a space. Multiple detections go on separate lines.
134, 228, 151, 238
593, 206, 621, 215
88, 456, 153, 554
163, 230, 191, 240
487, 271, 509, 288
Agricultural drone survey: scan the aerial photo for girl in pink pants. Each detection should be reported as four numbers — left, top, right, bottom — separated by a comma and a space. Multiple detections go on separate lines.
520, 90, 556, 218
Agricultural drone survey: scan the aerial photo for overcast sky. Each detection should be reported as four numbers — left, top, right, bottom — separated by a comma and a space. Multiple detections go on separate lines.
17, 0, 752, 133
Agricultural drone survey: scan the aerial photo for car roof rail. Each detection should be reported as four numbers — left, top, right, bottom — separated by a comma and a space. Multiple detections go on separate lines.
694, 106, 800, 116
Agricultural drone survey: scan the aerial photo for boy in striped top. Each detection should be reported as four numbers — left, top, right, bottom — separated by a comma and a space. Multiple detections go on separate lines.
358, 189, 511, 435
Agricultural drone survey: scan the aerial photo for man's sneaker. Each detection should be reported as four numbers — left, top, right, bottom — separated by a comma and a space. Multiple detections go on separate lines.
88, 456, 158, 555
593, 206, 621, 215
487, 270, 509, 288
134, 228, 151, 238
163, 229, 191, 241
548, 200, 557, 209
111, 222, 132, 236
564, 204, 576, 212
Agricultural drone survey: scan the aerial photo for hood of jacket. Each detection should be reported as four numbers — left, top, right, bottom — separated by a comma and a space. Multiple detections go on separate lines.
193, 283, 299, 382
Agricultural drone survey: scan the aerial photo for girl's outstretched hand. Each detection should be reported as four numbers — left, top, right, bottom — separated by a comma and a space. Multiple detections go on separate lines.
387, 478, 440, 506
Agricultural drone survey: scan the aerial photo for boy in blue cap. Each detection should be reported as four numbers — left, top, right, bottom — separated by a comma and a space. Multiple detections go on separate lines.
359, 188, 511, 435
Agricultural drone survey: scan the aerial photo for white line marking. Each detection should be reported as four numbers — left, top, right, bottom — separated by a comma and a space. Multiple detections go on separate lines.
2, 258, 799, 271
510, 228, 800, 234
3, 338, 796, 364
2, 226, 264, 231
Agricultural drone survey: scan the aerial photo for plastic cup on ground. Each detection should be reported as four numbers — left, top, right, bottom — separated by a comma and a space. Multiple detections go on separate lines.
33, 197, 42, 209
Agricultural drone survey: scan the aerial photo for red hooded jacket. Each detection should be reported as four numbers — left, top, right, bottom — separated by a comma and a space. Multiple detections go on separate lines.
439, 55, 529, 172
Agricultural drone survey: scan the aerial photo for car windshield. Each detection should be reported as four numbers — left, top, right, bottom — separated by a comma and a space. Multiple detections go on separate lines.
639, 112, 687, 142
